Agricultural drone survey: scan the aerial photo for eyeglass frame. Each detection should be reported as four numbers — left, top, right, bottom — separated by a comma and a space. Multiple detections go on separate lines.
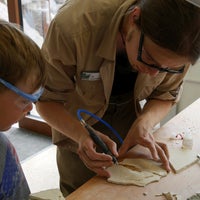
137, 32, 185, 74
0, 78, 44, 102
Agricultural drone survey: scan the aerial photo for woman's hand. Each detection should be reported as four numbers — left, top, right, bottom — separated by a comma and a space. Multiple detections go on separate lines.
118, 117, 171, 172
77, 129, 118, 177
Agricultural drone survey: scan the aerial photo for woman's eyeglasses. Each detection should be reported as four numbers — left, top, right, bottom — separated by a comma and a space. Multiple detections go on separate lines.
137, 32, 185, 74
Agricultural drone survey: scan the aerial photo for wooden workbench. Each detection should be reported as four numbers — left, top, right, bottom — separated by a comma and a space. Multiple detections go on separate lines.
66, 98, 200, 200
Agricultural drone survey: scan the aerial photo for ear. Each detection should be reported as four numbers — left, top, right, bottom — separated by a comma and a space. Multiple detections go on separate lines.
129, 6, 141, 24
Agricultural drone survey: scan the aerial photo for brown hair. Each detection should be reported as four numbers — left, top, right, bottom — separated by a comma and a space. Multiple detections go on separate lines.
135, 0, 200, 64
0, 20, 46, 91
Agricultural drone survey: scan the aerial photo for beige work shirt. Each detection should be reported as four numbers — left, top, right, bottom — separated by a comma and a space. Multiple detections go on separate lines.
40, 0, 189, 143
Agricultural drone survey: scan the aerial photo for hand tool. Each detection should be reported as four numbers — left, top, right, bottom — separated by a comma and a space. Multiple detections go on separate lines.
80, 119, 118, 164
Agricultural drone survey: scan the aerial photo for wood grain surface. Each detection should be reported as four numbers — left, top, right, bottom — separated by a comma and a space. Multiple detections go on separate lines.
66, 98, 200, 200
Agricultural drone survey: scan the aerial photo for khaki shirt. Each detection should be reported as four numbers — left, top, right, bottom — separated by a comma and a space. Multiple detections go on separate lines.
41, 0, 189, 143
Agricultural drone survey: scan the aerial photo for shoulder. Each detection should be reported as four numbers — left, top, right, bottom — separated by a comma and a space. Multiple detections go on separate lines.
52, 0, 125, 37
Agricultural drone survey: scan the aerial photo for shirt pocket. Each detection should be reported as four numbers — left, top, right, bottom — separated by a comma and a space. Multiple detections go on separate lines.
75, 71, 105, 104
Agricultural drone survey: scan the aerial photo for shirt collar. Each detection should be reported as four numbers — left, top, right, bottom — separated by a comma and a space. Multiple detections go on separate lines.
96, 0, 137, 61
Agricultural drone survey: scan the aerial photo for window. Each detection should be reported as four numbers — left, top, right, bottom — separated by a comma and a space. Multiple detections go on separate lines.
22, 0, 64, 47
0, 0, 8, 21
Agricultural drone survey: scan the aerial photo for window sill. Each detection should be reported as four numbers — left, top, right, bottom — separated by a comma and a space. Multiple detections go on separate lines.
19, 114, 52, 137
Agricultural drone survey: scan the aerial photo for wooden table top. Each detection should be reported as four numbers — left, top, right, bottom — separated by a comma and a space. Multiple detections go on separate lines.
66, 98, 200, 200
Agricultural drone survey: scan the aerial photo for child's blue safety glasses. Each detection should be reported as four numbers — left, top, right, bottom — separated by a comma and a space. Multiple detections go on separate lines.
0, 77, 44, 102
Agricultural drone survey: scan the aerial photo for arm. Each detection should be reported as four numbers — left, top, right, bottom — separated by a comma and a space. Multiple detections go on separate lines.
119, 99, 172, 172
38, 20, 118, 176
36, 101, 118, 176
36, 101, 87, 143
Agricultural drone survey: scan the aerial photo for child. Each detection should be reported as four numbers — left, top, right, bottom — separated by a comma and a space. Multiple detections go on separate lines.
0, 20, 46, 199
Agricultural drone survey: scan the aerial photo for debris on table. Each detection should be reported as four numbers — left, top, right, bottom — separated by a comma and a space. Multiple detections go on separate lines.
156, 192, 182, 200
187, 193, 200, 200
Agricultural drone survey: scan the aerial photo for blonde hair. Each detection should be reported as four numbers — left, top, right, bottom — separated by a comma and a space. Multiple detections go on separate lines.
0, 20, 46, 91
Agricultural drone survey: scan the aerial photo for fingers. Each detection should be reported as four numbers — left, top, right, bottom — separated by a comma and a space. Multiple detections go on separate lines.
78, 146, 112, 177
157, 142, 169, 159
118, 142, 133, 157
144, 134, 159, 160
145, 138, 171, 172
99, 133, 119, 157
77, 135, 117, 177
119, 132, 171, 172
156, 142, 171, 172
118, 135, 137, 157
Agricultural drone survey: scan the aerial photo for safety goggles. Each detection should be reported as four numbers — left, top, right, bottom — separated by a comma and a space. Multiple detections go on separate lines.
0, 78, 44, 102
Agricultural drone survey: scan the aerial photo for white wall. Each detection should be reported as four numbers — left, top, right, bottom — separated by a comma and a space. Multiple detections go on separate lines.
162, 61, 200, 125
177, 61, 200, 112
